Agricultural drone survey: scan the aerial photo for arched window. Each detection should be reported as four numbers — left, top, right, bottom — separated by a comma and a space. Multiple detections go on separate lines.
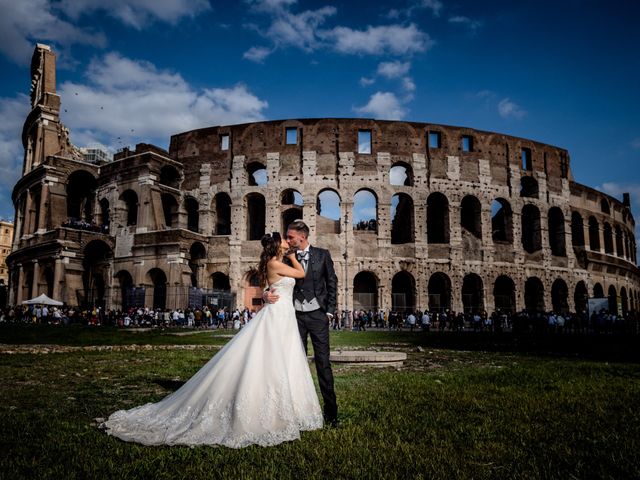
67, 171, 97, 222
353, 271, 378, 312
247, 162, 267, 186
588, 216, 600, 251
520, 176, 538, 198
281, 189, 303, 233
147, 268, 167, 310
99, 198, 110, 228
603, 222, 614, 254
161, 193, 178, 228
551, 278, 569, 313
316, 189, 341, 234
246, 193, 266, 240
188, 242, 206, 287
548, 207, 566, 256
392, 271, 416, 313
120, 190, 138, 226
615, 225, 624, 257
493, 275, 516, 314
353, 189, 377, 232
211, 272, 231, 291
574, 281, 588, 314
462, 274, 484, 314
600, 198, 610, 214
213, 193, 231, 235
428, 272, 451, 312
608, 285, 618, 315
389, 162, 413, 186
521, 204, 542, 253
461, 195, 482, 239
391, 193, 414, 244
593, 283, 604, 298
427, 192, 449, 244
185, 197, 199, 233
524, 277, 545, 313
159, 165, 181, 188
491, 198, 513, 243
571, 211, 584, 247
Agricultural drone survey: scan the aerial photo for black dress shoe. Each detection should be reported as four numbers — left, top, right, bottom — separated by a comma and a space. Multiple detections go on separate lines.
325, 418, 339, 428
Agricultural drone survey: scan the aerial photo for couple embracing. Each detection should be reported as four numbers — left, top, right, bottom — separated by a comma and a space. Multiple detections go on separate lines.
102, 220, 339, 448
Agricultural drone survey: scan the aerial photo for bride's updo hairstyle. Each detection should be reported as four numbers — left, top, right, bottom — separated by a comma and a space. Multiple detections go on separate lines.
258, 232, 282, 288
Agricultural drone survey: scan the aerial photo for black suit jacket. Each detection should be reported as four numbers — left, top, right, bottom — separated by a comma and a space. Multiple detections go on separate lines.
294, 245, 338, 316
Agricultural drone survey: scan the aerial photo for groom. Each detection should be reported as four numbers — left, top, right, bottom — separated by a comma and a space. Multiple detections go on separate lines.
264, 219, 339, 427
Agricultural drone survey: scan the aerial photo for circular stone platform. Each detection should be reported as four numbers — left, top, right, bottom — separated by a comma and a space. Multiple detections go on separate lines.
330, 350, 407, 367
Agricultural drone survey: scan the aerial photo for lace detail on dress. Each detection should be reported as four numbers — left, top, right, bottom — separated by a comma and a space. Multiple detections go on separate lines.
103, 273, 323, 448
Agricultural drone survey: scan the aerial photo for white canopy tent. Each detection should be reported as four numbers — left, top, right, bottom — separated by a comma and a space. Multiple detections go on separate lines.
21, 294, 63, 306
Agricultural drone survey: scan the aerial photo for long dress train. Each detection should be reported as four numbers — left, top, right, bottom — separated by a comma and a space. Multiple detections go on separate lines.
103, 276, 323, 448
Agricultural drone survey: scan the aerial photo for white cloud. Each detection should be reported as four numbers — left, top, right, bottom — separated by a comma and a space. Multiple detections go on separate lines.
243, 46, 273, 63
448, 15, 483, 32
418, 0, 443, 17
326, 23, 433, 56
360, 77, 375, 87
631, 138, 640, 149
377, 61, 411, 79
498, 98, 526, 120
58, 52, 268, 147
354, 91, 407, 120
0, 94, 30, 219
57, 0, 211, 30
0, 0, 106, 64
402, 77, 416, 93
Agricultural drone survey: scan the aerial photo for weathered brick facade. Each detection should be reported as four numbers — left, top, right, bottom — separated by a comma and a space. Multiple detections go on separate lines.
7, 45, 640, 316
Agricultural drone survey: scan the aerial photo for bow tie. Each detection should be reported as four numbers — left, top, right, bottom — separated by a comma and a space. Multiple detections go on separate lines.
296, 250, 309, 262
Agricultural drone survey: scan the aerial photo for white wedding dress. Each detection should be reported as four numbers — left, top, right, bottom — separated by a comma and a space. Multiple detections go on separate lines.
103, 276, 323, 448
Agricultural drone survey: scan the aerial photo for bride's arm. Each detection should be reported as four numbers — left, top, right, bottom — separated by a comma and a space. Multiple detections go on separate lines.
267, 255, 305, 280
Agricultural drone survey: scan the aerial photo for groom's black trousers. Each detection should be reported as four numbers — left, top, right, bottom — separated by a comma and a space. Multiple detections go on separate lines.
295, 308, 338, 422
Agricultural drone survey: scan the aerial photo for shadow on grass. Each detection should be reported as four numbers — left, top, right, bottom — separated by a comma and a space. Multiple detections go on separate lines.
152, 379, 186, 391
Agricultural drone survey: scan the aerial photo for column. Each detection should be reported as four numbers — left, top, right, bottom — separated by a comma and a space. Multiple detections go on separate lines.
37, 183, 49, 232
31, 260, 39, 298
52, 256, 64, 302
15, 264, 24, 305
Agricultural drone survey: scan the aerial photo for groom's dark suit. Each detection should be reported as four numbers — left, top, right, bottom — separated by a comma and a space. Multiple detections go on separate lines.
293, 245, 338, 423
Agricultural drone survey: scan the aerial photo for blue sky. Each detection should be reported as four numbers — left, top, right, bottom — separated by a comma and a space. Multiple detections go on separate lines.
0, 0, 639, 242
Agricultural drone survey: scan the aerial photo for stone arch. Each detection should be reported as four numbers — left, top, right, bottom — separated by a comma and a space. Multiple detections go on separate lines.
119, 190, 138, 226
588, 216, 600, 251
99, 198, 110, 228
316, 189, 341, 234
188, 242, 207, 287
548, 207, 566, 256
353, 271, 378, 312
574, 281, 588, 314
115, 270, 134, 310
392, 271, 416, 313
247, 162, 267, 186
571, 211, 585, 247
593, 283, 604, 298
159, 165, 181, 188
185, 196, 199, 233
246, 193, 266, 240
82, 240, 113, 308
428, 272, 451, 312
520, 176, 539, 198
243, 269, 263, 310
353, 189, 377, 232
551, 278, 569, 313
427, 192, 450, 243
212, 192, 232, 235
493, 275, 516, 313
620, 286, 628, 316
461, 195, 482, 239
462, 273, 484, 314
146, 268, 167, 310
521, 204, 542, 253
211, 272, 231, 291
603, 222, 614, 254
41, 265, 54, 298
67, 170, 97, 222
161, 193, 178, 228
524, 277, 545, 313
491, 198, 513, 243
281, 189, 303, 233
389, 161, 413, 186
391, 193, 414, 244
608, 284, 618, 314
615, 225, 624, 258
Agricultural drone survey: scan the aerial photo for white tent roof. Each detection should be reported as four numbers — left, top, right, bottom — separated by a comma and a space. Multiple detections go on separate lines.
21, 294, 63, 306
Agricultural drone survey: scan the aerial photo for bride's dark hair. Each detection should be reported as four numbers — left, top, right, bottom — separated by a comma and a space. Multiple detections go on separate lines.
258, 232, 282, 288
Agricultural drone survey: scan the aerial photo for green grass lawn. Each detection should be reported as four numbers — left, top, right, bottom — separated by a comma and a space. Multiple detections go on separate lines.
1, 326, 639, 479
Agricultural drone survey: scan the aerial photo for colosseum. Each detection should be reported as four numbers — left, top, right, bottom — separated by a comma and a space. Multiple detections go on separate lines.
7, 44, 640, 317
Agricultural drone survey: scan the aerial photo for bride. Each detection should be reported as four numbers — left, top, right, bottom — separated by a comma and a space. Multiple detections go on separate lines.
102, 233, 324, 448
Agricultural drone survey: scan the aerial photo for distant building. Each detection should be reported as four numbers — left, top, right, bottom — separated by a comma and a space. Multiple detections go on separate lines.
79, 147, 112, 164
0, 220, 14, 285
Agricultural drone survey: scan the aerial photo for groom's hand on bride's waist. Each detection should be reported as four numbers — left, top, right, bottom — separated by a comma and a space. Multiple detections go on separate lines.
263, 289, 279, 304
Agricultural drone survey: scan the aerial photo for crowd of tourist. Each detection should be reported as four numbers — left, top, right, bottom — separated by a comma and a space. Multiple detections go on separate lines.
1, 303, 638, 335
